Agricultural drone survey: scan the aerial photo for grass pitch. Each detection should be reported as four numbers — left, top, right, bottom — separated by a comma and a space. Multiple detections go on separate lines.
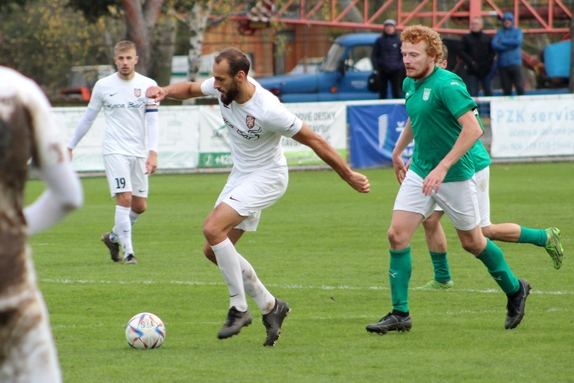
26, 162, 573, 383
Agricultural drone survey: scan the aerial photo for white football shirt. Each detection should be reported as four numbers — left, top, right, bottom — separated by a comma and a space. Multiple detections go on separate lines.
88, 72, 157, 157
201, 77, 303, 172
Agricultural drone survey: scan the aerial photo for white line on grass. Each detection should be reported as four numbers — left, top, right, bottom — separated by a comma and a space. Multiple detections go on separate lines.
40, 279, 573, 295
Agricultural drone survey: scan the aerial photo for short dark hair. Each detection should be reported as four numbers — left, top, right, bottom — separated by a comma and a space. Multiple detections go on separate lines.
215, 48, 250, 76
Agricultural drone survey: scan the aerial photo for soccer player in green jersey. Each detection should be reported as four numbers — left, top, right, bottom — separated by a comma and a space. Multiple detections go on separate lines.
366, 25, 530, 335
417, 47, 564, 291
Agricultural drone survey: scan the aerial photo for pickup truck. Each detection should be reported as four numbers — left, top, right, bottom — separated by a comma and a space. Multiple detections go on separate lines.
257, 33, 379, 102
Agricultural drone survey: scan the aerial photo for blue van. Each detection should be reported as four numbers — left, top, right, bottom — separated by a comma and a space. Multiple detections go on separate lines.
257, 33, 379, 102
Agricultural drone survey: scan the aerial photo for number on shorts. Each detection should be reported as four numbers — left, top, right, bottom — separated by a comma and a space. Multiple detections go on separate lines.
115, 178, 126, 189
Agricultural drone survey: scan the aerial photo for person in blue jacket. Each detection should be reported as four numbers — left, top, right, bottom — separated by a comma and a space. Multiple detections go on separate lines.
492, 12, 525, 95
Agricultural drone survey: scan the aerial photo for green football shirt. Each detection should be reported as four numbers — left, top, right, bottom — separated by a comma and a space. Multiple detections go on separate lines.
470, 111, 492, 172
403, 67, 478, 182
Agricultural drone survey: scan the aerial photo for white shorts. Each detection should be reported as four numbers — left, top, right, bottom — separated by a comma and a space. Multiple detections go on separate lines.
215, 166, 289, 232
473, 167, 491, 227
430, 167, 490, 227
394, 170, 480, 231
103, 154, 148, 198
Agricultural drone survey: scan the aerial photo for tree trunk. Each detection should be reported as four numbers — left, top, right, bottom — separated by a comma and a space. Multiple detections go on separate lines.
151, 14, 177, 86
121, 0, 163, 76
187, 2, 213, 82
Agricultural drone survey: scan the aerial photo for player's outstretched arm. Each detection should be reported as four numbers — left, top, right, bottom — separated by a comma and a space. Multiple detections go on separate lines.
146, 81, 205, 103
291, 124, 370, 193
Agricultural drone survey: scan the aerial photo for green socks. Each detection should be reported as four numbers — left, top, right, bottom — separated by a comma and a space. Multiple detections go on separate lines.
430, 251, 451, 283
517, 227, 547, 247
477, 238, 520, 295
389, 247, 412, 313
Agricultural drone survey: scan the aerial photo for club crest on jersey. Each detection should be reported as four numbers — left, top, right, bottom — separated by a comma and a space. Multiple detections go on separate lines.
423, 88, 431, 101
134, 88, 141, 97
246, 115, 256, 129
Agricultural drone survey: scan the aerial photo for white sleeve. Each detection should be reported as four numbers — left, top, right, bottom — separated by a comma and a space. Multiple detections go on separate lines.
146, 105, 159, 152
200, 78, 218, 97
67, 108, 99, 149
24, 161, 84, 235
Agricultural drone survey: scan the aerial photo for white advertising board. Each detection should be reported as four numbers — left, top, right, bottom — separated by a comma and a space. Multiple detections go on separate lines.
490, 95, 574, 158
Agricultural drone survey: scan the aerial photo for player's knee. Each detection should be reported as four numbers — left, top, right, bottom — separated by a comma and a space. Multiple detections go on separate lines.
133, 206, 146, 214
460, 238, 482, 255
387, 227, 406, 248
202, 219, 219, 243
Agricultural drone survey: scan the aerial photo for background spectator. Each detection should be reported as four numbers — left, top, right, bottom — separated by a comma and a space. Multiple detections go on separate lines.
460, 16, 495, 96
492, 12, 525, 95
371, 19, 405, 99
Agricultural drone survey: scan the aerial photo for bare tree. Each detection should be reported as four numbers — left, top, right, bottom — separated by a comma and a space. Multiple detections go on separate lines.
171, 0, 242, 81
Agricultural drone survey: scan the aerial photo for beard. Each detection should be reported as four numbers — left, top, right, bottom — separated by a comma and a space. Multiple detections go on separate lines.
220, 82, 239, 105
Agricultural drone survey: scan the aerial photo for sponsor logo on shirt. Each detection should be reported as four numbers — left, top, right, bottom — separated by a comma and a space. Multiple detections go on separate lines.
104, 98, 147, 110
246, 115, 256, 129
222, 117, 262, 140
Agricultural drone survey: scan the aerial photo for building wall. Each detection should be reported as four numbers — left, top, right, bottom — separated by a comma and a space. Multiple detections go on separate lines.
201, 22, 346, 77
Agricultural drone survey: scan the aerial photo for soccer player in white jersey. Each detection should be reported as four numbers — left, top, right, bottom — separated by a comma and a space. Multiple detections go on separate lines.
146, 48, 370, 346
68, 41, 159, 265
0, 66, 83, 383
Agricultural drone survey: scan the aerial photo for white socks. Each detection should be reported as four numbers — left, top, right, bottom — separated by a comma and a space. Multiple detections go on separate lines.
211, 238, 275, 314
110, 208, 141, 257
129, 210, 141, 225
211, 239, 248, 311
237, 254, 275, 314
113, 206, 133, 256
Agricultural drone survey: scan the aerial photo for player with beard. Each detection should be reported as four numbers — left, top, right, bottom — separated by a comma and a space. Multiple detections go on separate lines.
0, 66, 83, 383
68, 41, 159, 265
146, 48, 370, 346
365, 25, 530, 335
415, 44, 563, 290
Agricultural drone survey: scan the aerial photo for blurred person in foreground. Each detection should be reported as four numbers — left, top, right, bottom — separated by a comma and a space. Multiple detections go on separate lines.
146, 48, 370, 346
365, 25, 530, 336
68, 41, 159, 265
0, 66, 83, 383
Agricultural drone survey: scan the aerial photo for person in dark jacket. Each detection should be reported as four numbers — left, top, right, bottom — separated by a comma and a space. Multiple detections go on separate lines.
371, 19, 405, 99
460, 16, 495, 96
492, 12, 525, 95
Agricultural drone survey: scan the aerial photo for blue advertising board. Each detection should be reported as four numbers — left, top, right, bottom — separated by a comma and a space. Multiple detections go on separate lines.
348, 103, 411, 168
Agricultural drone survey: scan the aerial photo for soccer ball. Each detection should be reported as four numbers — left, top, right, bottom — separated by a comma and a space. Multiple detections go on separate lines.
125, 312, 166, 349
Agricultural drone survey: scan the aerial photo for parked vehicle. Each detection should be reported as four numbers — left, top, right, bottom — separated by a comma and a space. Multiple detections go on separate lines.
288, 57, 324, 75
60, 65, 114, 101
257, 33, 378, 102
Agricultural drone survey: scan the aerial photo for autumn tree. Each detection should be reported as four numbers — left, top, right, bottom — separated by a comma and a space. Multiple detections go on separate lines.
0, 0, 120, 95
68, 0, 164, 76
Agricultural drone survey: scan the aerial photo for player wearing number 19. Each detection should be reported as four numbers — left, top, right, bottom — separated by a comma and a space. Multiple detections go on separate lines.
68, 40, 159, 265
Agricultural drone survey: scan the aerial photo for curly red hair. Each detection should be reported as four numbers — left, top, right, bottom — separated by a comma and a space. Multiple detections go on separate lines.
400, 25, 443, 61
